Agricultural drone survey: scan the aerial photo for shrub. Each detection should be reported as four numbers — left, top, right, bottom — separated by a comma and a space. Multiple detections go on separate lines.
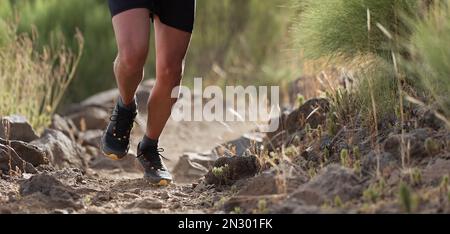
292, 0, 417, 60
0, 20, 83, 131
406, 1, 450, 118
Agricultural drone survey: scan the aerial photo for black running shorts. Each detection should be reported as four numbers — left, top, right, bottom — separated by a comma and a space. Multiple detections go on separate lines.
108, 0, 196, 33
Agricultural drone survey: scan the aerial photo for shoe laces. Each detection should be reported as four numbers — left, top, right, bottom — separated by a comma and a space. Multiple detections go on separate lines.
137, 147, 170, 170
109, 108, 136, 139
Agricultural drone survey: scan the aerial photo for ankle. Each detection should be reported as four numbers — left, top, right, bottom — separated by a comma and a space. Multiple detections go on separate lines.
139, 135, 159, 150
118, 96, 137, 111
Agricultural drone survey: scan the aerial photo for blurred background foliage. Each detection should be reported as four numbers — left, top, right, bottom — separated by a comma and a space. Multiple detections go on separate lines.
0, 0, 298, 103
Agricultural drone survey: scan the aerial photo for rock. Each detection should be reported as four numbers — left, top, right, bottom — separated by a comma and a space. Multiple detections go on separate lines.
291, 164, 364, 205
223, 194, 286, 213
215, 132, 264, 157
89, 153, 139, 173
84, 145, 100, 158
237, 171, 287, 196
79, 130, 103, 147
92, 191, 114, 206
69, 79, 155, 115
174, 159, 208, 182
423, 158, 450, 186
416, 107, 446, 130
362, 151, 399, 175
19, 173, 80, 208
0, 143, 37, 174
286, 98, 330, 131
67, 106, 109, 131
205, 155, 261, 185
267, 98, 329, 142
269, 203, 329, 214
159, 191, 170, 200
80, 89, 119, 109
288, 75, 316, 106
0, 115, 39, 142
266, 110, 290, 147
173, 152, 217, 183
271, 201, 322, 214
126, 198, 163, 210
286, 99, 330, 129
0, 138, 48, 167
49, 114, 78, 141
122, 193, 140, 199
383, 128, 431, 160
135, 79, 155, 113
31, 129, 87, 169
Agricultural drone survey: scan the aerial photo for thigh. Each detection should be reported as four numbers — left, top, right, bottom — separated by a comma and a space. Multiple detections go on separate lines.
112, 8, 151, 55
154, 15, 192, 70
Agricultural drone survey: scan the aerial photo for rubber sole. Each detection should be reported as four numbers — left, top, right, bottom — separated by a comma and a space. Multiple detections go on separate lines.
145, 178, 172, 186
103, 153, 121, 161
100, 141, 127, 161
157, 179, 170, 186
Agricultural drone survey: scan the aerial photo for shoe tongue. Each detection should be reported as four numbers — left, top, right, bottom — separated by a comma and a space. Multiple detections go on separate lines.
139, 144, 159, 156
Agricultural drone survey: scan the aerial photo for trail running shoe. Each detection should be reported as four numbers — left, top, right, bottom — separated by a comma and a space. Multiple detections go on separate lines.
101, 99, 137, 160
137, 144, 172, 186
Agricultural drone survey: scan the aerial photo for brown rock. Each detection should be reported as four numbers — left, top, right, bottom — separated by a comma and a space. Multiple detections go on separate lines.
0, 115, 38, 142
383, 128, 431, 159
0, 143, 37, 174
267, 98, 329, 143
31, 129, 87, 169
50, 114, 78, 141
68, 106, 109, 131
126, 198, 164, 210
223, 194, 286, 213
173, 152, 218, 183
291, 164, 363, 205
19, 173, 81, 209
0, 139, 48, 167
79, 130, 103, 147
237, 171, 287, 196
205, 155, 261, 185
423, 158, 450, 185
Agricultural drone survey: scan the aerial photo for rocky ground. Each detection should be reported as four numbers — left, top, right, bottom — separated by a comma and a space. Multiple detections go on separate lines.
1, 79, 449, 214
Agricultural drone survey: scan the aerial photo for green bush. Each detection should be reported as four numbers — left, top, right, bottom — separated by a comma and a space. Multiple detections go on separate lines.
292, 0, 417, 60
290, 0, 425, 126
407, 1, 450, 117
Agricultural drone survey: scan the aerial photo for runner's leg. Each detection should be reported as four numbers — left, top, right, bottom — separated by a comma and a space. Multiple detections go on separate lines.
146, 15, 192, 140
112, 8, 151, 105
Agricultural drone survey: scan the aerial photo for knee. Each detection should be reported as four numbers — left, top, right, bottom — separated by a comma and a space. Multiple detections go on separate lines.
157, 59, 184, 88
117, 47, 148, 73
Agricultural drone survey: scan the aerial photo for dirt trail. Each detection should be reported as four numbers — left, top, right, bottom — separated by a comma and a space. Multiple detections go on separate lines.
134, 113, 255, 170
2, 81, 449, 214
0, 112, 254, 214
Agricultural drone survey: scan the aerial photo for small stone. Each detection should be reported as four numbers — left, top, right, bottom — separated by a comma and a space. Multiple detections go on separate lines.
127, 198, 163, 210
0, 115, 39, 142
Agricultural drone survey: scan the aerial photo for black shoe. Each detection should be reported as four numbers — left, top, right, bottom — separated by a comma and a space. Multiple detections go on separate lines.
101, 99, 137, 160
137, 144, 172, 186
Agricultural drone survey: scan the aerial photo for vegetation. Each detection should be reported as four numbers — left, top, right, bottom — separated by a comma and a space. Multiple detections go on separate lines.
292, 0, 417, 60
406, 1, 450, 117
0, 20, 83, 131
0, 0, 297, 103
291, 0, 449, 127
